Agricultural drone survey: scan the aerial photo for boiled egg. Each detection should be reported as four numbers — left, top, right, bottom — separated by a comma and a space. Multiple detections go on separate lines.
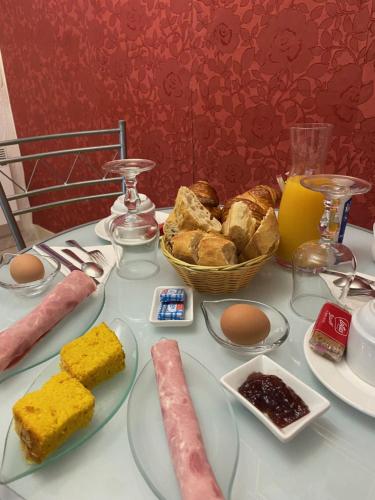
220, 303, 270, 345
9, 254, 45, 284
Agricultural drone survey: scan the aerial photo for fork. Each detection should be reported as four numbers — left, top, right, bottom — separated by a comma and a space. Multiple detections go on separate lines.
65, 239, 108, 266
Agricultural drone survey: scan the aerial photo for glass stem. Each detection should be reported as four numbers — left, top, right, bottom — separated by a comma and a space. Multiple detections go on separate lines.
319, 197, 341, 243
124, 176, 140, 213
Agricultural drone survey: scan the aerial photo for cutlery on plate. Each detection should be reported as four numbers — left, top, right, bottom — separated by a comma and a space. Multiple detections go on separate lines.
36, 243, 99, 285
322, 269, 375, 288
65, 239, 108, 266
348, 288, 375, 298
61, 249, 104, 278
333, 276, 374, 290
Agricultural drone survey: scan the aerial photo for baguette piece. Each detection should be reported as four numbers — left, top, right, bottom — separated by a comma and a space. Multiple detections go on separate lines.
222, 197, 267, 226
163, 210, 179, 246
174, 187, 221, 233
172, 230, 205, 264
197, 235, 238, 266
241, 208, 279, 260
222, 201, 257, 252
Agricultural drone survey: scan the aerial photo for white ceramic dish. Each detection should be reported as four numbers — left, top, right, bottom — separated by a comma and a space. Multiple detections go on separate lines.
304, 325, 375, 417
149, 286, 193, 326
220, 354, 330, 442
95, 211, 169, 242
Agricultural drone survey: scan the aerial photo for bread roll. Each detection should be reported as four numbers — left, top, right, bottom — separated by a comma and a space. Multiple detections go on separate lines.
189, 180, 219, 207
174, 187, 221, 233
241, 208, 279, 260
222, 201, 257, 252
197, 235, 238, 266
171, 230, 204, 264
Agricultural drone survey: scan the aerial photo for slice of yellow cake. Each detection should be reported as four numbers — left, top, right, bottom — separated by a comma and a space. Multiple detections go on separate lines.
60, 322, 125, 389
13, 371, 94, 463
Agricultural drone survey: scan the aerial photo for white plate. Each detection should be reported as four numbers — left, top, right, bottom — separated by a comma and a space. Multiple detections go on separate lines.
304, 325, 375, 417
0, 318, 138, 484
95, 211, 169, 242
149, 286, 193, 327
127, 351, 239, 499
220, 354, 330, 443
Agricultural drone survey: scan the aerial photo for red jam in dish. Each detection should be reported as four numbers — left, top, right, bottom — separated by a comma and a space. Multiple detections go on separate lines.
238, 372, 310, 428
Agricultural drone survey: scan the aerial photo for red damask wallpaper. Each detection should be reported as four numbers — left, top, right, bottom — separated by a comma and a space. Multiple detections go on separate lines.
1, 0, 375, 232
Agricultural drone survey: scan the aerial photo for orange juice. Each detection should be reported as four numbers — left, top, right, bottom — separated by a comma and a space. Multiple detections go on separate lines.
277, 175, 324, 266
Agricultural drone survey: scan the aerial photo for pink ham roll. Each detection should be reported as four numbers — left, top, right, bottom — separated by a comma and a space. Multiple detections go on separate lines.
151, 339, 224, 500
0, 270, 96, 371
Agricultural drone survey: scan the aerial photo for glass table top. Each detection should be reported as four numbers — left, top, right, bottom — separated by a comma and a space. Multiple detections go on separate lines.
0, 217, 374, 500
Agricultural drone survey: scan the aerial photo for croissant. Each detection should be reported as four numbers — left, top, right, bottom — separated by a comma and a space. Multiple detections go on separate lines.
189, 180, 219, 207
249, 185, 279, 207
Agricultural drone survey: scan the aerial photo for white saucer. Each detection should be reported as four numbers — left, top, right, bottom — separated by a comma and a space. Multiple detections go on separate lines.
304, 325, 375, 417
95, 211, 169, 242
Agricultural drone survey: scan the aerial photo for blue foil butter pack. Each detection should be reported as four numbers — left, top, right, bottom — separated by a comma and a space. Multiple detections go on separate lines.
159, 288, 186, 303
157, 303, 185, 320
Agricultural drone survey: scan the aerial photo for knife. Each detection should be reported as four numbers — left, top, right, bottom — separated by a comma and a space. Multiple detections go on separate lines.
36, 243, 99, 285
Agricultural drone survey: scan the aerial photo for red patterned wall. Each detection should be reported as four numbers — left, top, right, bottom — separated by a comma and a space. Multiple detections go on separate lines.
1, 0, 375, 232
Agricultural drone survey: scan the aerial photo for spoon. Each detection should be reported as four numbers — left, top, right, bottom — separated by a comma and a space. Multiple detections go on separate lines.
333, 275, 374, 290
62, 249, 104, 278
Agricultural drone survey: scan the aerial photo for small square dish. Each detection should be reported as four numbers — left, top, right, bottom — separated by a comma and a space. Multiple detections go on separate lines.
220, 355, 330, 442
149, 286, 193, 327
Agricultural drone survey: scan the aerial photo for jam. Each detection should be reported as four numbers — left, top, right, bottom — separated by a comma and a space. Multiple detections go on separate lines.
238, 372, 310, 428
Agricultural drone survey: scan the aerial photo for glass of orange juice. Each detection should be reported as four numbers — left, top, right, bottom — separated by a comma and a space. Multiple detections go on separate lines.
276, 123, 333, 267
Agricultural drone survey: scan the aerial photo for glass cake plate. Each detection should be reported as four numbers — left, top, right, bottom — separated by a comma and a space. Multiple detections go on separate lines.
0, 318, 138, 484
0, 274, 105, 383
127, 351, 239, 499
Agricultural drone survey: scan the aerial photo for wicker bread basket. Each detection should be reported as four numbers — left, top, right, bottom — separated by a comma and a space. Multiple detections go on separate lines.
160, 237, 276, 294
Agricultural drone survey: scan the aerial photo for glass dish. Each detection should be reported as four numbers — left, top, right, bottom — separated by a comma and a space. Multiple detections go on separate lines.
0, 318, 138, 484
0, 282, 105, 384
0, 253, 61, 297
201, 299, 289, 356
127, 351, 239, 500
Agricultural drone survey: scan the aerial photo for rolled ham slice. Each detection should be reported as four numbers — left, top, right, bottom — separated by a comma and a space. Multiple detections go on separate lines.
0, 270, 96, 371
151, 339, 224, 500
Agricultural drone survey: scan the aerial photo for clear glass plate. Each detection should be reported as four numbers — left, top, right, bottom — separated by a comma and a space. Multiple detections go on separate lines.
127, 351, 239, 500
201, 299, 290, 356
0, 276, 105, 383
0, 318, 138, 484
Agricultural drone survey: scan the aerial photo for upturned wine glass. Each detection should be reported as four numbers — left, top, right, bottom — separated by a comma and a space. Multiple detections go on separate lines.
103, 159, 155, 214
291, 174, 372, 321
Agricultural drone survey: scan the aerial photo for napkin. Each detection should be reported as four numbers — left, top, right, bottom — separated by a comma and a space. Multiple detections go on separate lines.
34, 244, 115, 286
321, 271, 375, 312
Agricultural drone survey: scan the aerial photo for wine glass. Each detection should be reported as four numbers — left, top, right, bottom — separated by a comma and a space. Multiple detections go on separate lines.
291, 174, 372, 321
103, 159, 156, 214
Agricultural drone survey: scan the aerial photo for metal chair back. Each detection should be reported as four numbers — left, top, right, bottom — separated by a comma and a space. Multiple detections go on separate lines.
0, 120, 126, 250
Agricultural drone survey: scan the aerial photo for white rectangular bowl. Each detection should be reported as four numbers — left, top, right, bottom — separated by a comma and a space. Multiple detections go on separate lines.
149, 285, 193, 327
220, 355, 330, 442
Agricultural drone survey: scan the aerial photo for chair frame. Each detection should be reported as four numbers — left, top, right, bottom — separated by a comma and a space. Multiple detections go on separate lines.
0, 119, 126, 250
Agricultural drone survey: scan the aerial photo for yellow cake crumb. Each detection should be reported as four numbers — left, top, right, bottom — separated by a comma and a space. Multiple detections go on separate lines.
60, 322, 125, 389
13, 371, 94, 463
